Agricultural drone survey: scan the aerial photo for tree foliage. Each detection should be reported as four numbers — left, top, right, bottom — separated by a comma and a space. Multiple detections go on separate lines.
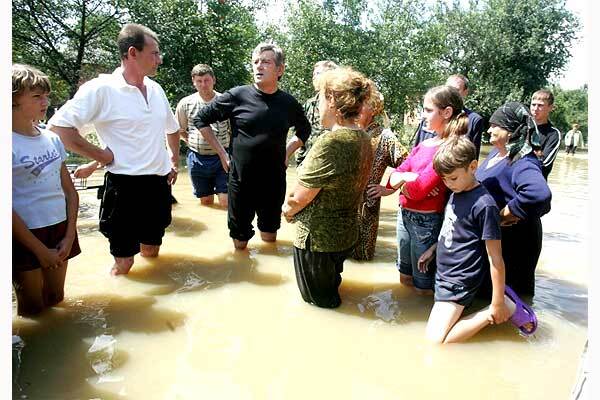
552, 85, 588, 140
12, 0, 582, 131
432, 0, 579, 117
125, 0, 260, 103
12, 0, 126, 102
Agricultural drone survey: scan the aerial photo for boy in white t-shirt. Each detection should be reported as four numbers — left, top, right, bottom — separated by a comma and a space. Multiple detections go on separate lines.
12, 64, 80, 316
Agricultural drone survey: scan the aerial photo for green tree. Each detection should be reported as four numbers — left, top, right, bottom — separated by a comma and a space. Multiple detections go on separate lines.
551, 85, 588, 142
269, 0, 442, 138
432, 0, 579, 117
126, 0, 261, 103
12, 0, 126, 102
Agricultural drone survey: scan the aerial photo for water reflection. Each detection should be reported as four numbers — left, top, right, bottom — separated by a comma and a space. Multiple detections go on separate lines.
12, 150, 588, 399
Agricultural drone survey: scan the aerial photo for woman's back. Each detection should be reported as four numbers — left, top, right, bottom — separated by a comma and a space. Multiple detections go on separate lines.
294, 128, 373, 252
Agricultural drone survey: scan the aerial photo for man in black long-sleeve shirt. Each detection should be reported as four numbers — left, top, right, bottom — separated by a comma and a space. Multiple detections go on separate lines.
193, 43, 311, 250
530, 89, 561, 180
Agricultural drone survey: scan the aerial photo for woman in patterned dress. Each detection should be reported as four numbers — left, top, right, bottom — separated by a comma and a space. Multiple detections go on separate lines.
352, 87, 407, 261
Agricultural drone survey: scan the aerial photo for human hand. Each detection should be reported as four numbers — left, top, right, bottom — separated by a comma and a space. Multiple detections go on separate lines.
282, 203, 294, 223
417, 246, 435, 273
488, 302, 511, 325
167, 167, 178, 185
367, 184, 387, 200
36, 246, 62, 269
98, 147, 114, 166
220, 153, 230, 173
499, 206, 520, 226
73, 161, 98, 179
56, 234, 75, 260
428, 187, 440, 197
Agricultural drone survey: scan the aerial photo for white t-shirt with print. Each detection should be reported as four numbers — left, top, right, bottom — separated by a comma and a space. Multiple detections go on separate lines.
13, 128, 68, 229
49, 67, 180, 176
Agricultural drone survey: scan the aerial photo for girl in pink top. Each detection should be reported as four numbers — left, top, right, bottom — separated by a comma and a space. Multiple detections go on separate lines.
388, 85, 468, 293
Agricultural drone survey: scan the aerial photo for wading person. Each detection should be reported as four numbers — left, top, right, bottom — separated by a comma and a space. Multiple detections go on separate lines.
388, 85, 468, 294
352, 85, 407, 261
476, 102, 552, 296
12, 64, 81, 315
564, 123, 584, 155
192, 42, 311, 250
176, 64, 231, 207
529, 89, 561, 179
423, 137, 537, 344
413, 74, 484, 157
49, 23, 180, 276
295, 60, 338, 166
282, 67, 374, 308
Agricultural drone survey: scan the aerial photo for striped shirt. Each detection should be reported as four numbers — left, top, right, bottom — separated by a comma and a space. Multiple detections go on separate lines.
175, 92, 230, 155
536, 122, 561, 180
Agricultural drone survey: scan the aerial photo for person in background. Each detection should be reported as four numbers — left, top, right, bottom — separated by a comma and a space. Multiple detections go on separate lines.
388, 85, 468, 294
412, 74, 484, 158
283, 67, 373, 308
476, 101, 552, 296
564, 123, 584, 155
295, 60, 339, 167
49, 23, 180, 276
529, 89, 561, 179
423, 137, 537, 344
176, 64, 231, 208
352, 84, 407, 261
12, 64, 81, 315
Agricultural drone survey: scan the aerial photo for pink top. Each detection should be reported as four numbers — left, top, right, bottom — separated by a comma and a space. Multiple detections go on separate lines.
388, 142, 447, 212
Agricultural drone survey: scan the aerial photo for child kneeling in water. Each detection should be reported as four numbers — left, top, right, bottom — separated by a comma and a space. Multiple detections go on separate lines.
12, 64, 80, 316
422, 136, 537, 343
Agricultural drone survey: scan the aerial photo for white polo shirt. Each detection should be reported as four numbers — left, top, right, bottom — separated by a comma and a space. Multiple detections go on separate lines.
49, 67, 179, 176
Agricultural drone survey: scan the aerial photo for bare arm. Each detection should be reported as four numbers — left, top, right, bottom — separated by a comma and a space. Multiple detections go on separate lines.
56, 163, 79, 260
199, 126, 230, 172
285, 135, 305, 167
485, 239, 511, 324
282, 184, 321, 222
48, 125, 114, 165
162, 131, 179, 185
389, 171, 418, 189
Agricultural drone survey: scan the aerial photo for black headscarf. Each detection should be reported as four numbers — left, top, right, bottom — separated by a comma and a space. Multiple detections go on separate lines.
489, 101, 540, 162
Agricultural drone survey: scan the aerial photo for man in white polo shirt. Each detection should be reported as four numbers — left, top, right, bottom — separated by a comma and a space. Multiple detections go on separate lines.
48, 23, 180, 276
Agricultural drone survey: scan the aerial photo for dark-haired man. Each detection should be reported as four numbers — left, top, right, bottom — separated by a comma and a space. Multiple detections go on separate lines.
49, 23, 180, 275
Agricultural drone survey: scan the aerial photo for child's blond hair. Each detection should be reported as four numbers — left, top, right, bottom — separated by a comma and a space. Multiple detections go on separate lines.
12, 64, 51, 107
433, 136, 477, 176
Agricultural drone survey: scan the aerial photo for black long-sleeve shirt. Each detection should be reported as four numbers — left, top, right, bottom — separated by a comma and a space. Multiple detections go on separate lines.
193, 85, 311, 181
534, 122, 561, 180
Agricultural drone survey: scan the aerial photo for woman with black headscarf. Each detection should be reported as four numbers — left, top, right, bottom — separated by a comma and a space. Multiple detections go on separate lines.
475, 102, 552, 296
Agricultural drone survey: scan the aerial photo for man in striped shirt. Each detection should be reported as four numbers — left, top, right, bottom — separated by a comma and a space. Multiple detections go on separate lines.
176, 64, 231, 207
530, 89, 561, 180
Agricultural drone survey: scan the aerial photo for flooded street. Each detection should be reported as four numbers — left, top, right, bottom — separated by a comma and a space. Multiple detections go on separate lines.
12, 149, 588, 400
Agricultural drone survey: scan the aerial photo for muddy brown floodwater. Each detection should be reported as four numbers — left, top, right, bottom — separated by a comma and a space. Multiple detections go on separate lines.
13, 149, 588, 400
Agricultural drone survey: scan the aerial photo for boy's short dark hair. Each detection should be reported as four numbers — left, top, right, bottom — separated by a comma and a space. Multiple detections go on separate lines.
117, 23, 159, 60
433, 136, 477, 176
12, 64, 51, 106
191, 64, 215, 79
531, 89, 554, 105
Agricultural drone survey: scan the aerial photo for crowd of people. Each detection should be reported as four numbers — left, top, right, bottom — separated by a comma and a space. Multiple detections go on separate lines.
14, 22, 567, 344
